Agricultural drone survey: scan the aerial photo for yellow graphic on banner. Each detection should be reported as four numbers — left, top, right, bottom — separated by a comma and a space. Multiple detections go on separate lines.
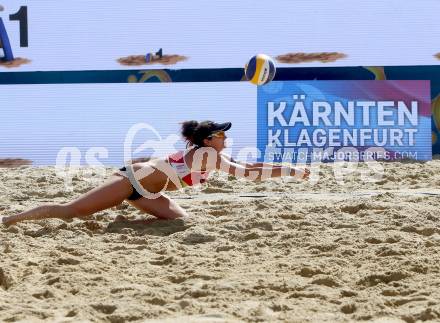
364, 66, 386, 80
128, 70, 172, 83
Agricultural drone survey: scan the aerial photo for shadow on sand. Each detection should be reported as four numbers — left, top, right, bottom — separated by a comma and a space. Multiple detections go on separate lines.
105, 216, 194, 236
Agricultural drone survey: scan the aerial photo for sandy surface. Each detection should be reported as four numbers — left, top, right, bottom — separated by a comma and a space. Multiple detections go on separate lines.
0, 159, 32, 168
275, 52, 347, 64
117, 55, 187, 66
0, 58, 31, 68
1, 159, 440, 322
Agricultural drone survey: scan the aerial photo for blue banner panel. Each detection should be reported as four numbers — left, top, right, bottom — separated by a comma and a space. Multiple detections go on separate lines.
257, 81, 432, 162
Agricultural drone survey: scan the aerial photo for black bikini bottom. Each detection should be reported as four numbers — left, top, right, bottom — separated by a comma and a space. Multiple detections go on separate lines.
119, 166, 143, 200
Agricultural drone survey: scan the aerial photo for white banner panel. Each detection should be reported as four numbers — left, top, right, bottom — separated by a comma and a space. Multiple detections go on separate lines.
0, 82, 256, 165
1, 0, 439, 71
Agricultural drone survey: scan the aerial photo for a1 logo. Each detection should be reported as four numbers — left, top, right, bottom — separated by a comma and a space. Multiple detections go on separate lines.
0, 5, 28, 61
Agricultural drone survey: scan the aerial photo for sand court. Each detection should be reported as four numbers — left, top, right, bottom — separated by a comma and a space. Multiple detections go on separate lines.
1, 159, 440, 322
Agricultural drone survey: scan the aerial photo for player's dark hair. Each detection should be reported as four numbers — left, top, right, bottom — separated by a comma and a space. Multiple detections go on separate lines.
181, 120, 216, 147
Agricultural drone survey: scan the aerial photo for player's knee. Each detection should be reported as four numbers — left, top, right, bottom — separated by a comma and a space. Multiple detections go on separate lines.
167, 205, 189, 219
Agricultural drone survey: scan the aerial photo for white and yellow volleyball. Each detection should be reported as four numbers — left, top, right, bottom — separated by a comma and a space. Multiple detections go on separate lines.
244, 54, 276, 85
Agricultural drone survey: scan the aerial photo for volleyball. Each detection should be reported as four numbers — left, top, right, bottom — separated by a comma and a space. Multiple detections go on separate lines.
244, 54, 276, 85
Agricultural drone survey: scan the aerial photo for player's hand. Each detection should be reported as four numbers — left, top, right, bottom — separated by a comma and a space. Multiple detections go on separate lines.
289, 167, 310, 180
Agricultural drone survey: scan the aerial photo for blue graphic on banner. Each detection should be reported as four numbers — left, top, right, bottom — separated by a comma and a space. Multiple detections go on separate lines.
0, 17, 14, 61
257, 81, 432, 163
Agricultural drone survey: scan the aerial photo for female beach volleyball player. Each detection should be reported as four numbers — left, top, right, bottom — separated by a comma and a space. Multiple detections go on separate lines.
1, 121, 309, 226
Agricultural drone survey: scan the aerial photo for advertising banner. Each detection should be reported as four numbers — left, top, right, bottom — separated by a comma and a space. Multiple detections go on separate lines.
257, 81, 432, 162
0, 80, 432, 166
0, 1, 439, 159
0, 1, 438, 72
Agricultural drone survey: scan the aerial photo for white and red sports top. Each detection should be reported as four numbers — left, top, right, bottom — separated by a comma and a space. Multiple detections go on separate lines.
167, 150, 210, 187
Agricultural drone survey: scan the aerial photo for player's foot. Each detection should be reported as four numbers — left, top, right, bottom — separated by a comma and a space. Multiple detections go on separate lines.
0, 216, 16, 226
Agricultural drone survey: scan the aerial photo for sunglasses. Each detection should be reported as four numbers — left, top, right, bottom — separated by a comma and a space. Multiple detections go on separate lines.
208, 131, 226, 139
